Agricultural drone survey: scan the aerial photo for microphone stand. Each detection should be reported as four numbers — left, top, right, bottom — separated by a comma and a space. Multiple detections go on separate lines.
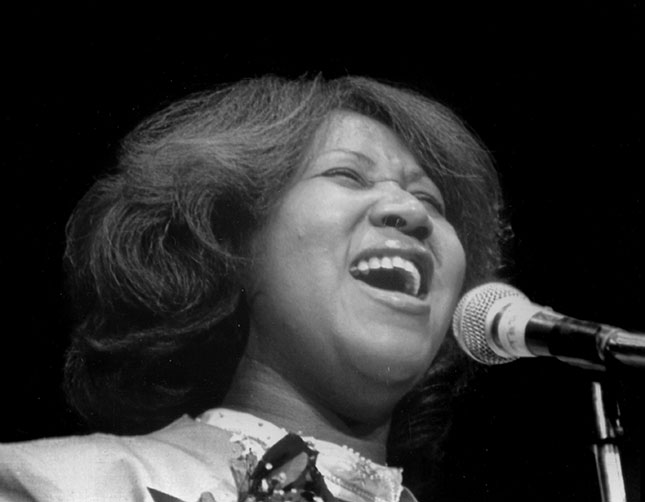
590, 378, 627, 502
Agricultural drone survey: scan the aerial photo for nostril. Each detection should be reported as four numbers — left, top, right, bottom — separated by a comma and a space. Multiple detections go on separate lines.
381, 214, 431, 241
382, 215, 407, 228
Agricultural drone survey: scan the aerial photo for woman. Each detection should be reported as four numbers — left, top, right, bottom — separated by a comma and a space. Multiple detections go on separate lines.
0, 75, 505, 502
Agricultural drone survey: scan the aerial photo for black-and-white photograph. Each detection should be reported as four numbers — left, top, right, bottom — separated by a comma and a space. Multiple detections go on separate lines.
2, 5, 642, 502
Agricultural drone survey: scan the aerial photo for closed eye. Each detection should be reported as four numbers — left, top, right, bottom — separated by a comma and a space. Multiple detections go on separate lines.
413, 192, 446, 216
320, 167, 366, 186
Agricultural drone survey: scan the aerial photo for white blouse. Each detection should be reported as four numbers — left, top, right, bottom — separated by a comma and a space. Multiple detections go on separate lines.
198, 408, 405, 502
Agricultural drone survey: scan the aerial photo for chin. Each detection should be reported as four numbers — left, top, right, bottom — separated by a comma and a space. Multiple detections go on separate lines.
343, 333, 441, 385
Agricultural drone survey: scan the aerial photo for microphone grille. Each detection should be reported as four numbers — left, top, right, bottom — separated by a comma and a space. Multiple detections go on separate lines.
452, 282, 527, 365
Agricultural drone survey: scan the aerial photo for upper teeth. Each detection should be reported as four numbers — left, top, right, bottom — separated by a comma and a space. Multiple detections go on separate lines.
350, 255, 422, 296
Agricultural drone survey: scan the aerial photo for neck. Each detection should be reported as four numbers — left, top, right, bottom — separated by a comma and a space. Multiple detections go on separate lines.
222, 355, 391, 464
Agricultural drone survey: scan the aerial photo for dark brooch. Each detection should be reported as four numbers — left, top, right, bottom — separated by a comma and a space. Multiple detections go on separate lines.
148, 433, 335, 502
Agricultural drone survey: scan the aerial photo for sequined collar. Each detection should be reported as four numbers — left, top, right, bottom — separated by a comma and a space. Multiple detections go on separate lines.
198, 408, 404, 502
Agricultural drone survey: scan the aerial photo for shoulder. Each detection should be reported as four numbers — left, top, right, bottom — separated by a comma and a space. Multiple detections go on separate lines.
0, 416, 241, 502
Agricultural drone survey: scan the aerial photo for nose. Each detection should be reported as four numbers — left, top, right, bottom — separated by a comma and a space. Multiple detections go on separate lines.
368, 183, 433, 242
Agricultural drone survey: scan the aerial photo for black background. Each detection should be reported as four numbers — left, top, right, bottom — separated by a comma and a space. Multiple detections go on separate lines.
2, 4, 642, 502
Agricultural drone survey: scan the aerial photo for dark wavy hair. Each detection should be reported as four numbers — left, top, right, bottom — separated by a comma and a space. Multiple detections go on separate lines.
63, 75, 507, 487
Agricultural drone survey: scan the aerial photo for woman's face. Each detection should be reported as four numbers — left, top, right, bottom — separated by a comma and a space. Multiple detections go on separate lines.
245, 111, 466, 422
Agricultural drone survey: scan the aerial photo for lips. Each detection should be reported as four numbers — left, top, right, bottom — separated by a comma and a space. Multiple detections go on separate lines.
349, 247, 432, 298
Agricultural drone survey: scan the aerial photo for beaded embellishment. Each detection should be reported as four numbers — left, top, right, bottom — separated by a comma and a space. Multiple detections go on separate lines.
198, 408, 404, 502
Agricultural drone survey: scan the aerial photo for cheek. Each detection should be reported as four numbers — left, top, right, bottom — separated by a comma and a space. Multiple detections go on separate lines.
446, 242, 467, 295
246, 199, 346, 316
273, 201, 351, 278
429, 229, 467, 328
436, 223, 467, 285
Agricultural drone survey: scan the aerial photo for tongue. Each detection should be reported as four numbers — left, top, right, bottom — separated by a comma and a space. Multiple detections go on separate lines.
355, 268, 413, 296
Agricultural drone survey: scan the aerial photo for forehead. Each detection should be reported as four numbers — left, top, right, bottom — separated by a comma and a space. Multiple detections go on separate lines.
306, 111, 429, 180
316, 111, 400, 145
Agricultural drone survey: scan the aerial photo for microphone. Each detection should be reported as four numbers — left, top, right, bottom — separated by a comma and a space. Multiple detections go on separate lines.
452, 282, 645, 368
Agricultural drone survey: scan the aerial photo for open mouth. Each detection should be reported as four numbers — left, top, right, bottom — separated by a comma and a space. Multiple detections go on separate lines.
349, 254, 428, 298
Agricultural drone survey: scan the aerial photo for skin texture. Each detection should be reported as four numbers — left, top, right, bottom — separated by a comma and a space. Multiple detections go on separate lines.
224, 112, 466, 462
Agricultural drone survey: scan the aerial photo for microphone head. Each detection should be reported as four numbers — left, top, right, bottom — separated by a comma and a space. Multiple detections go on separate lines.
452, 282, 528, 365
